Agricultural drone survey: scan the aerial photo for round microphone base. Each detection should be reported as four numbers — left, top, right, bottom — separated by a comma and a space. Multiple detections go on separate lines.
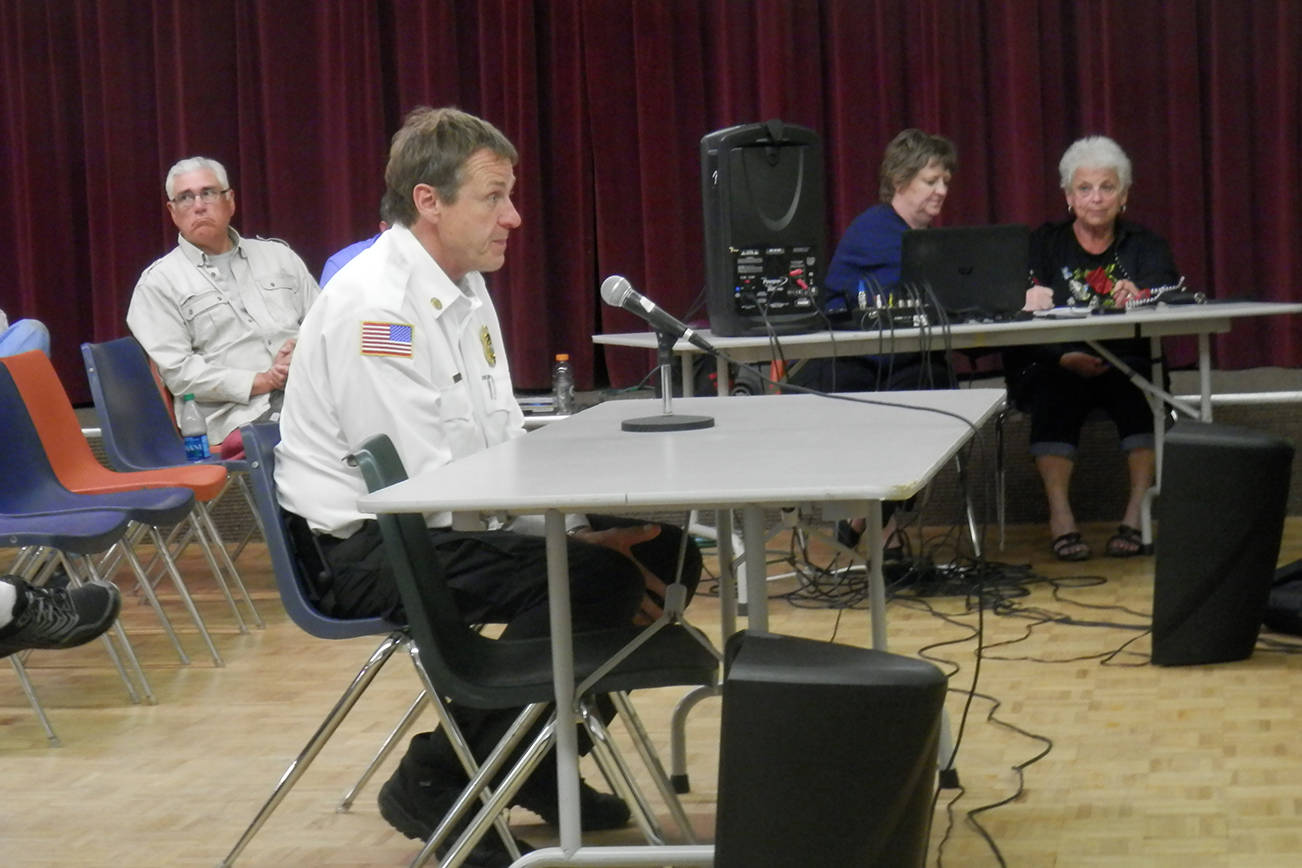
621, 413, 715, 433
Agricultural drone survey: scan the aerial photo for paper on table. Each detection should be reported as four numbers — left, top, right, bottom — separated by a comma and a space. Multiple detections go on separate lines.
1033, 307, 1091, 318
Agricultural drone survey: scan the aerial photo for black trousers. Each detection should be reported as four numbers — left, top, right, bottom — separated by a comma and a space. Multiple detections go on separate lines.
293, 513, 701, 628
285, 511, 703, 791
1019, 364, 1155, 454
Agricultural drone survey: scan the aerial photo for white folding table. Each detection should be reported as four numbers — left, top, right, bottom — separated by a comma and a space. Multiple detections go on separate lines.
358, 389, 1004, 866
597, 300, 1302, 546
595, 301, 1302, 403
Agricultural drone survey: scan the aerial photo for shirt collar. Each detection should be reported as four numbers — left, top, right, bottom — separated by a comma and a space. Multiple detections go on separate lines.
177, 227, 244, 266
387, 224, 480, 317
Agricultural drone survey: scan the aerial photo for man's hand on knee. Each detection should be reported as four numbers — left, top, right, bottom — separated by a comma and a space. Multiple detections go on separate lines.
570, 524, 667, 624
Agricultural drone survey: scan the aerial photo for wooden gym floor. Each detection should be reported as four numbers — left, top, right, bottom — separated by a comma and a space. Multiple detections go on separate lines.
3, 518, 1301, 867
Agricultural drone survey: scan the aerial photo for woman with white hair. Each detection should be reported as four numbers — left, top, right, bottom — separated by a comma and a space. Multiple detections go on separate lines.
1013, 135, 1181, 561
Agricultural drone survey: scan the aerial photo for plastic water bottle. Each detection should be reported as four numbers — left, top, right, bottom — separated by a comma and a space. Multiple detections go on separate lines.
179, 393, 211, 461
552, 353, 576, 415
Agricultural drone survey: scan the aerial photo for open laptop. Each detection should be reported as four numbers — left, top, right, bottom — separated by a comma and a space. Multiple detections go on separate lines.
900, 223, 1030, 321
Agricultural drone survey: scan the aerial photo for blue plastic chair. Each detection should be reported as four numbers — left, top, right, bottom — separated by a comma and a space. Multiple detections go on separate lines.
0, 361, 222, 696
219, 422, 420, 867
81, 337, 264, 629
0, 362, 204, 725
3, 350, 231, 665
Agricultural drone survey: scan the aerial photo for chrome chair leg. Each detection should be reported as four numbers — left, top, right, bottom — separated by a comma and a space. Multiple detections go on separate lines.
115, 532, 189, 665
227, 474, 264, 565
415, 713, 554, 868
146, 525, 223, 666
70, 552, 152, 705
188, 510, 248, 634
581, 700, 667, 845
8, 655, 60, 746
404, 644, 532, 867
611, 690, 698, 842
337, 689, 428, 812
668, 684, 718, 793
195, 501, 264, 629
217, 632, 408, 867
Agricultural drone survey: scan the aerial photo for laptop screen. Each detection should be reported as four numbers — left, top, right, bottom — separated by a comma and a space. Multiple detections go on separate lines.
900, 224, 1030, 320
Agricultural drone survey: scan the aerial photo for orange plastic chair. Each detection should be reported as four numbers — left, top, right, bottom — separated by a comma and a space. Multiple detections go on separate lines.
0, 350, 257, 663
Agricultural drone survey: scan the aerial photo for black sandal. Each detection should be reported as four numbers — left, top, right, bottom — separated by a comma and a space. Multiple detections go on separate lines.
1106, 524, 1144, 558
1051, 531, 1091, 561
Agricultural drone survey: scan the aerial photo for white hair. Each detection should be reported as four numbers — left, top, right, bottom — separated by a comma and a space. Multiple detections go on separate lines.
165, 156, 230, 199
1058, 136, 1132, 191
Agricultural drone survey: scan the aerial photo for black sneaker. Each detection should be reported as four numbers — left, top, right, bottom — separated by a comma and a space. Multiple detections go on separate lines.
0, 577, 121, 659
377, 771, 531, 867
513, 775, 631, 831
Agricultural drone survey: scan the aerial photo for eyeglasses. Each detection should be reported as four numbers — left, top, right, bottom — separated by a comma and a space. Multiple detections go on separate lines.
169, 187, 230, 209
1072, 182, 1120, 198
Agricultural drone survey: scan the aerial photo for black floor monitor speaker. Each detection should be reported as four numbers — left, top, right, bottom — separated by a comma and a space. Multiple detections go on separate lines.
700, 119, 824, 337
1264, 559, 1302, 636
1152, 421, 1295, 666
714, 631, 946, 868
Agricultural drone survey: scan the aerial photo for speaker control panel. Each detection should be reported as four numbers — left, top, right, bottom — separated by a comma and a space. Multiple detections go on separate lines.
730, 244, 819, 315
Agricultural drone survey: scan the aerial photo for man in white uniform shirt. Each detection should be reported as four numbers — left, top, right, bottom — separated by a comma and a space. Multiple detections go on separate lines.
274, 107, 700, 863
127, 156, 319, 456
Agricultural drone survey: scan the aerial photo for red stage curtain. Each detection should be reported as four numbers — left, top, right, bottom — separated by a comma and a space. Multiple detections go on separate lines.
0, 0, 1297, 401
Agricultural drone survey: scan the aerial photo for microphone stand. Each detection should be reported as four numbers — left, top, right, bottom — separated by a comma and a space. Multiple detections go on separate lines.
621, 329, 716, 432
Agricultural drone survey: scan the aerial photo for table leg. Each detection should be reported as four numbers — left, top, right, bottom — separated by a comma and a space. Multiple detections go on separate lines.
865, 500, 887, 650
1142, 336, 1165, 549
715, 358, 731, 396
741, 505, 767, 632
1197, 332, 1213, 421
544, 510, 581, 853
716, 510, 738, 640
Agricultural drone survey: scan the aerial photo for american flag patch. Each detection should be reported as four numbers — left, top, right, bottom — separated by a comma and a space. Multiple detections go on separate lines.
361, 321, 414, 357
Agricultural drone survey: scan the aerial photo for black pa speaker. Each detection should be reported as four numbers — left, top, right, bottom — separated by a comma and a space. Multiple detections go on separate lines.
1264, 560, 1302, 636
1152, 421, 1294, 666
714, 631, 945, 868
700, 120, 824, 337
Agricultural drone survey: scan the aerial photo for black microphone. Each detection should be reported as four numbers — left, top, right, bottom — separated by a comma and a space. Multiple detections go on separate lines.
600, 275, 717, 354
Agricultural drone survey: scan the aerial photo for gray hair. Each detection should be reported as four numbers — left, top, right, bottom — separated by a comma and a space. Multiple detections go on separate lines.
1058, 136, 1132, 191
165, 157, 230, 199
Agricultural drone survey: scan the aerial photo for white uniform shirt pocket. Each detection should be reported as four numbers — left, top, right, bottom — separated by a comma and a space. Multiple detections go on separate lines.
480, 369, 519, 441
432, 377, 485, 455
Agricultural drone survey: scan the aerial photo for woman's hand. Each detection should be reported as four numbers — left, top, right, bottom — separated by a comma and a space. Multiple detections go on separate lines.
1059, 351, 1109, 378
1023, 285, 1054, 311
1111, 279, 1145, 307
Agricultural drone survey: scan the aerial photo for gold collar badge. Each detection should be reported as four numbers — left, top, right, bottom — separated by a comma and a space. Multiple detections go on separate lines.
480, 326, 496, 367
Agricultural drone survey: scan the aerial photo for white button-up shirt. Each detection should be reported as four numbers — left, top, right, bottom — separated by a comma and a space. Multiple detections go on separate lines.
275, 224, 527, 537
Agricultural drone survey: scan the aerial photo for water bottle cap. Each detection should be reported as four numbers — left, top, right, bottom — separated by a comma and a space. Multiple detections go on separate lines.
183, 393, 196, 400
555, 354, 569, 361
